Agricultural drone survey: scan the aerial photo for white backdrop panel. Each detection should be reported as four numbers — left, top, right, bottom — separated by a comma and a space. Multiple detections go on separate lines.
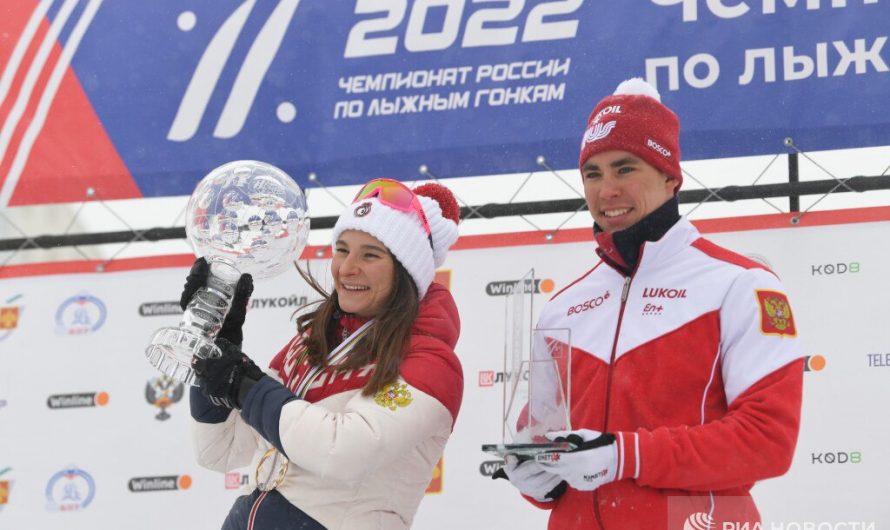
0, 215, 888, 529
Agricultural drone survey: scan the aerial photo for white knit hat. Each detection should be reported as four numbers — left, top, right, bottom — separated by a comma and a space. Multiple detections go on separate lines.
332, 181, 460, 299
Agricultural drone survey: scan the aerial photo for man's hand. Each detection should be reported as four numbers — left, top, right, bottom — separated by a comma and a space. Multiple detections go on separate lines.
180, 257, 254, 346
492, 455, 567, 502
534, 429, 619, 492
193, 338, 266, 409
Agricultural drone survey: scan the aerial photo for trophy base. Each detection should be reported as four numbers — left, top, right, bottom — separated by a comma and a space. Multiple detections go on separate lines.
481, 442, 575, 459
145, 327, 220, 386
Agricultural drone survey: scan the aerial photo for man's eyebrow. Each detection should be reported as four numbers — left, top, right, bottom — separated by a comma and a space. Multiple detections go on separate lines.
582, 156, 641, 172
609, 157, 639, 168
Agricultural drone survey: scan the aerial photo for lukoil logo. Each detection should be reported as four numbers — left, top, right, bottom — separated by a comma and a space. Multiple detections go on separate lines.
251, 295, 309, 310
55, 294, 106, 335
46, 467, 95, 511
128, 475, 192, 493
683, 512, 714, 530
582, 120, 617, 145
47, 392, 109, 409
804, 355, 826, 372
485, 278, 555, 296
478, 369, 529, 387
225, 472, 249, 490
642, 287, 686, 299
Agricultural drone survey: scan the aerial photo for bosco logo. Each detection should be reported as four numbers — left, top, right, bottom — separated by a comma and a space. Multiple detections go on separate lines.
55, 294, 106, 335
567, 290, 610, 316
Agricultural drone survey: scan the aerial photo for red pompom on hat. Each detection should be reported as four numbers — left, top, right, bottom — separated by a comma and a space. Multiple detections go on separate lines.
413, 182, 460, 273
578, 78, 682, 191
414, 183, 460, 224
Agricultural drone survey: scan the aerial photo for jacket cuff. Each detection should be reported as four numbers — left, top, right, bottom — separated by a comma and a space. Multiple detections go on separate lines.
240, 377, 296, 458
615, 431, 640, 481
189, 387, 231, 423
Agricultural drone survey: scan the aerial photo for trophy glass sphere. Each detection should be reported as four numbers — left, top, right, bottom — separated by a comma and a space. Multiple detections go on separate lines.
145, 160, 310, 385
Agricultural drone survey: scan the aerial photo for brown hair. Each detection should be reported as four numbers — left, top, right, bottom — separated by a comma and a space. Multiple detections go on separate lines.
295, 257, 419, 396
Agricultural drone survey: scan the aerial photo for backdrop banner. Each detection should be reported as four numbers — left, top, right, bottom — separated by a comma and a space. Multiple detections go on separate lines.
0, 210, 889, 528
1, 1, 888, 205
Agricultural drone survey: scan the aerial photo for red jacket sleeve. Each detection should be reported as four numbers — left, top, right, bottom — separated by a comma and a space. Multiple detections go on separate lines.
632, 358, 804, 491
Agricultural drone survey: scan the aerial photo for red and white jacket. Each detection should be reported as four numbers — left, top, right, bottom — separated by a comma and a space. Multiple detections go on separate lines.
531, 217, 804, 529
191, 283, 462, 530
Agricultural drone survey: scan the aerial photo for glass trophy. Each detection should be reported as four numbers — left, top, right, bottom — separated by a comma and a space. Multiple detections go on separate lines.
145, 160, 310, 385
482, 269, 573, 457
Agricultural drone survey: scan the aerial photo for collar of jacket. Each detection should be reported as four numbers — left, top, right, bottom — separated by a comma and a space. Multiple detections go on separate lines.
593, 196, 681, 275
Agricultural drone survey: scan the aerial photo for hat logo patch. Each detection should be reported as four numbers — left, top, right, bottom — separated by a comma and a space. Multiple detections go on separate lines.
582, 121, 617, 146
646, 138, 672, 159
354, 202, 371, 217
593, 105, 622, 123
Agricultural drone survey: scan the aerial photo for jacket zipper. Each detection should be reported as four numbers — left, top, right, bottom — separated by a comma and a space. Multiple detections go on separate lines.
593, 273, 633, 530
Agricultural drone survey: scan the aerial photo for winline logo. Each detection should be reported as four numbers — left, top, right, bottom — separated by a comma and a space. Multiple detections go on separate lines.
479, 460, 504, 477
138, 301, 181, 317
804, 355, 826, 372
486, 278, 555, 296
47, 392, 109, 409
128, 475, 192, 493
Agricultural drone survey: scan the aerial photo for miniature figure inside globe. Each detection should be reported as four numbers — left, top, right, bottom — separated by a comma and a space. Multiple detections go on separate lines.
185, 160, 309, 280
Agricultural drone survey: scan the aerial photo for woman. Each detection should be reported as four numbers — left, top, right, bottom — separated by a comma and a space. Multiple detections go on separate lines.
185, 178, 463, 529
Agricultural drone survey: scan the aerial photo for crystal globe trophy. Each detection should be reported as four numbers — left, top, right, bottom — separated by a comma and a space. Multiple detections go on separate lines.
145, 160, 310, 385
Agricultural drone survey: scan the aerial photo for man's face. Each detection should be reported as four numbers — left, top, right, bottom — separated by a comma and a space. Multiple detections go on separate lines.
581, 150, 678, 234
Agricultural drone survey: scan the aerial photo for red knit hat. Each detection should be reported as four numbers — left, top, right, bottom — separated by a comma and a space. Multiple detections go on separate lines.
578, 78, 682, 189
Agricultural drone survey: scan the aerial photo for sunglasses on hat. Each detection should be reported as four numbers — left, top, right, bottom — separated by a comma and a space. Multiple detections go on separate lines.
353, 178, 433, 249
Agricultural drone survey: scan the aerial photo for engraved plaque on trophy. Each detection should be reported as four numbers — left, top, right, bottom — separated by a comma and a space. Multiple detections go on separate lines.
482, 269, 573, 457
145, 160, 309, 385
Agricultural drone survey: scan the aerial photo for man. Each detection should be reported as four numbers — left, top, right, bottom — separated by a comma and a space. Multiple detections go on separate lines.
497, 78, 804, 529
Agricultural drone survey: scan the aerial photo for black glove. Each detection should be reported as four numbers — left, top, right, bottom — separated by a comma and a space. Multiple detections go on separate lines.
180, 257, 254, 346
193, 338, 266, 409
